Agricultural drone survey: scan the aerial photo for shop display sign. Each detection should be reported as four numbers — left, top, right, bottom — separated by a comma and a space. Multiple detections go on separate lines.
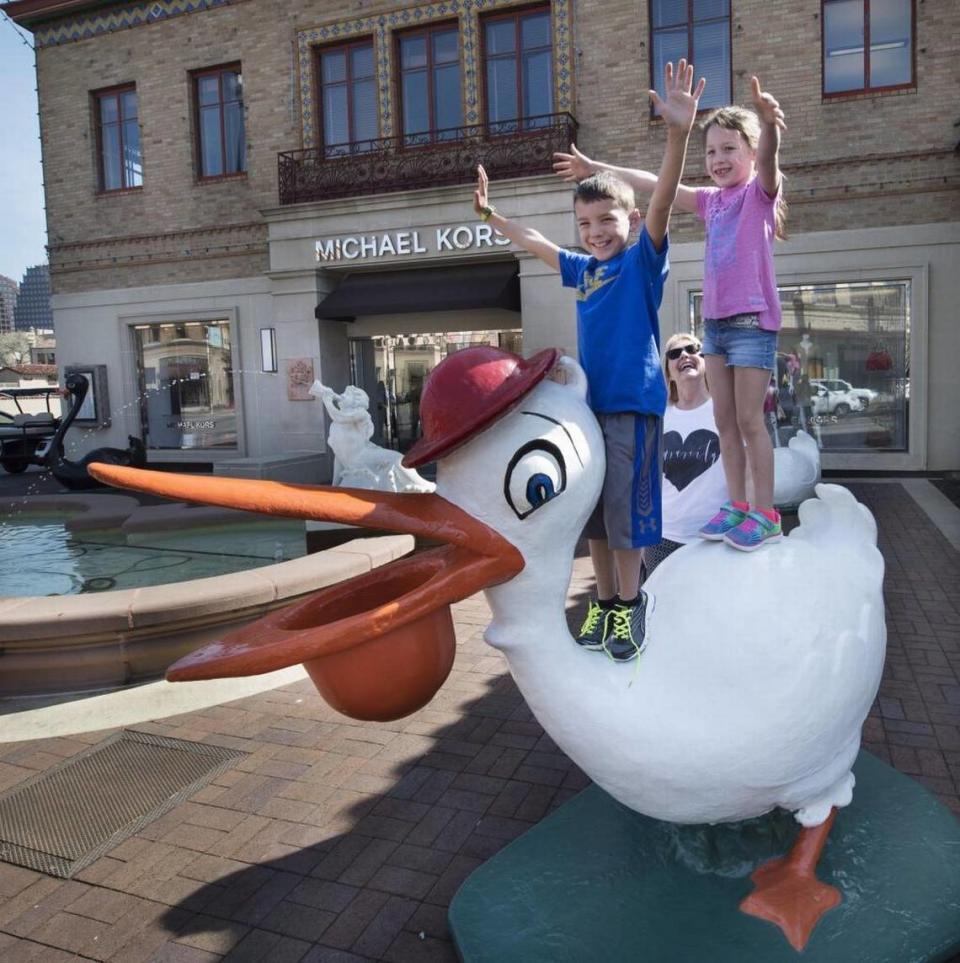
315, 223, 511, 262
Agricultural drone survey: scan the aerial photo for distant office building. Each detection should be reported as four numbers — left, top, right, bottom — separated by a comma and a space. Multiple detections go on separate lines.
0, 275, 18, 334
14, 265, 53, 331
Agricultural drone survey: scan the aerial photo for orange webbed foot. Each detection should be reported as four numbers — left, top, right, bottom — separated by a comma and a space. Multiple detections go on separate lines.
739, 809, 842, 951
740, 857, 841, 950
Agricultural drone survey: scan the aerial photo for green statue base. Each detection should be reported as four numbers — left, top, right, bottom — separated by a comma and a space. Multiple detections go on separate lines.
449, 752, 960, 962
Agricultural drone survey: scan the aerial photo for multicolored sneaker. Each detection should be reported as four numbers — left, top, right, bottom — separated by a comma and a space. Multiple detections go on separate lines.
603, 593, 649, 662
699, 501, 748, 540
575, 599, 608, 650
723, 510, 783, 552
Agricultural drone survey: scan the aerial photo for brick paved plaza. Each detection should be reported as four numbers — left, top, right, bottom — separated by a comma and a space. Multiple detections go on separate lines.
0, 480, 958, 961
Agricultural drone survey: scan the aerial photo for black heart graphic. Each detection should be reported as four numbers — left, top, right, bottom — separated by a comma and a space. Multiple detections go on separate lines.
663, 428, 721, 491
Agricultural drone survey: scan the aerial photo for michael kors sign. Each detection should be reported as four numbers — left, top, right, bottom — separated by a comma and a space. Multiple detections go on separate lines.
315, 223, 511, 262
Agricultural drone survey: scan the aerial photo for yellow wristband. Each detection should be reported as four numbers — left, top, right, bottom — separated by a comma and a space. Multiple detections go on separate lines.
479, 204, 496, 222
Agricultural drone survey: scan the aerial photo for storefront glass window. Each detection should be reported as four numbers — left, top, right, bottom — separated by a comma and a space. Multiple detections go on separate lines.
132, 320, 236, 450
690, 279, 910, 452
349, 329, 522, 454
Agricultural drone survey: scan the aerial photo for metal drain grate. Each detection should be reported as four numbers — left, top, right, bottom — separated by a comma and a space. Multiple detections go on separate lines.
0, 729, 246, 878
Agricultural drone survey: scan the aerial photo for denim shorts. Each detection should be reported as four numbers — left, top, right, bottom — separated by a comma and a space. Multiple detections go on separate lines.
702, 315, 777, 370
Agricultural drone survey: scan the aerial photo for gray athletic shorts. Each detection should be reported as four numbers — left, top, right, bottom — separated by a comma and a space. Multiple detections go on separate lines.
583, 412, 663, 550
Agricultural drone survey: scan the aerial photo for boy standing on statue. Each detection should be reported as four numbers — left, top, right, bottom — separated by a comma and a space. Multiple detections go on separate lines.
555, 77, 788, 551
471, 60, 705, 662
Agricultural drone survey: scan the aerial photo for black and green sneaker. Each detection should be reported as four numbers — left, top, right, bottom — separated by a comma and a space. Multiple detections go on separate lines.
575, 599, 608, 650
602, 592, 649, 662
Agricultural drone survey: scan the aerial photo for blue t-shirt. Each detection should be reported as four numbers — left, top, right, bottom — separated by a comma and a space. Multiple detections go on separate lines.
558, 226, 668, 416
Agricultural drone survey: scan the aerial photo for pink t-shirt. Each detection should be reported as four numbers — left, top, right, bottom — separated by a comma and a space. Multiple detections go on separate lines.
695, 178, 782, 331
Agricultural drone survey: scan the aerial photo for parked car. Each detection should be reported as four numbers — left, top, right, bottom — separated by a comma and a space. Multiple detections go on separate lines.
810, 382, 863, 417
812, 379, 878, 410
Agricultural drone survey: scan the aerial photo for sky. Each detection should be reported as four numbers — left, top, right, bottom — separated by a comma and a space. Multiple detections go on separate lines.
0, 12, 48, 285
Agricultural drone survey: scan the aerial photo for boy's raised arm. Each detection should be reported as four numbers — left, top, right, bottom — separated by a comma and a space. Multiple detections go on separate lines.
553, 144, 699, 215
474, 165, 561, 272
644, 60, 705, 251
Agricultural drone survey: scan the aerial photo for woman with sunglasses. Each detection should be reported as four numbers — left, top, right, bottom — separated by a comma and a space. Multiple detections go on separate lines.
644, 333, 728, 577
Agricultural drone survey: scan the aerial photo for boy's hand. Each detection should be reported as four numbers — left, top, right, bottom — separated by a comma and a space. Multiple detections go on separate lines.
552, 143, 594, 182
648, 58, 706, 133
751, 75, 786, 130
473, 164, 490, 216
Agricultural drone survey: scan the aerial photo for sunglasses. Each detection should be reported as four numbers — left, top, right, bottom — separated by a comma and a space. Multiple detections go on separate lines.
666, 343, 701, 361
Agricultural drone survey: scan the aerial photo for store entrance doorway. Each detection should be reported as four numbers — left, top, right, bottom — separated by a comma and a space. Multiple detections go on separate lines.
348, 329, 522, 453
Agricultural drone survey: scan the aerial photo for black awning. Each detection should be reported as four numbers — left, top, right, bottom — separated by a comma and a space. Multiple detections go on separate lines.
315, 260, 520, 321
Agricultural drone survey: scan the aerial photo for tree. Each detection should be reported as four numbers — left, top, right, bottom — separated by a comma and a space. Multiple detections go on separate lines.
0, 332, 31, 367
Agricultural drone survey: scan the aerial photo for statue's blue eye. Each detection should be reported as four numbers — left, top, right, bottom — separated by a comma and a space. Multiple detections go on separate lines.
504, 441, 566, 520
526, 474, 555, 508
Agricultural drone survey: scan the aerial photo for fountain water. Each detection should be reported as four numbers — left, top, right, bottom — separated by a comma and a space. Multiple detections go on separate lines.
0, 489, 413, 697
0, 370, 414, 698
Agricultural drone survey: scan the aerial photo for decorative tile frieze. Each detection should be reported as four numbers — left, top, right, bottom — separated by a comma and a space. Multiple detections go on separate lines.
33, 0, 233, 48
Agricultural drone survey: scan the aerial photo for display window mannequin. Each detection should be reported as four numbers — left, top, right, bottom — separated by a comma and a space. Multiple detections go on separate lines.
795, 333, 823, 379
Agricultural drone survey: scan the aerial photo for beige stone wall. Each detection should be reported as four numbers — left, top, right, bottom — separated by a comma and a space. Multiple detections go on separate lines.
38, 0, 296, 293
570, 0, 960, 240
35, 0, 572, 293
33, 0, 960, 294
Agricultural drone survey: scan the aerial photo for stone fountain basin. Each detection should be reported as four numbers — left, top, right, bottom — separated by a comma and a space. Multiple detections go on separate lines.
0, 494, 413, 697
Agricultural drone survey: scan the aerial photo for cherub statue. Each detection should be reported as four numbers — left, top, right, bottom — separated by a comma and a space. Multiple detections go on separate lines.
311, 380, 435, 494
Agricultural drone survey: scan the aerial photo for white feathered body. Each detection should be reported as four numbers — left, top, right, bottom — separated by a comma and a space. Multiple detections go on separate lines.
437, 373, 886, 828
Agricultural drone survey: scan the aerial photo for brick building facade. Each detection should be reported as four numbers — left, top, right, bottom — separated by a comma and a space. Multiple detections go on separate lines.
5, 0, 959, 474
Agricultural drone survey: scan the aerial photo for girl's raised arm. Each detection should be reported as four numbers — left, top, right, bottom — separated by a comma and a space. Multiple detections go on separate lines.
750, 75, 786, 198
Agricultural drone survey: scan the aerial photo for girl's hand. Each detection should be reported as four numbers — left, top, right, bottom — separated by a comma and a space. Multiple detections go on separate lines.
473, 164, 489, 216
648, 59, 706, 133
552, 143, 594, 182
751, 76, 786, 130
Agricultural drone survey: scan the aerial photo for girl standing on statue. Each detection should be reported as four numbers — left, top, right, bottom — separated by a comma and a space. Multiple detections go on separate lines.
554, 75, 788, 551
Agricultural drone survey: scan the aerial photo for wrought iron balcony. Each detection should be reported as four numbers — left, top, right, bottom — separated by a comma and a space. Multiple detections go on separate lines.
278, 112, 578, 205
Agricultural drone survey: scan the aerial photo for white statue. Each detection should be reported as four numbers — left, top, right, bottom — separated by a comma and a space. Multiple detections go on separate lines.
773, 429, 821, 509
310, 380, 435, 494
104, 349, 886, 952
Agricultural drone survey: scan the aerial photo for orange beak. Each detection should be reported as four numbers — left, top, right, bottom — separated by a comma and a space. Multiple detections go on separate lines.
87, 463, 524, 721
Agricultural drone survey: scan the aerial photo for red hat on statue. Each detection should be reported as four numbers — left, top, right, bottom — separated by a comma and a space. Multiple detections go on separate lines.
402, 346, 560, 468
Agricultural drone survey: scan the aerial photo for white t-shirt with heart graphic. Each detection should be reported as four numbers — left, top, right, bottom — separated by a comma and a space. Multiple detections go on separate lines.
661, 397, 728, 544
